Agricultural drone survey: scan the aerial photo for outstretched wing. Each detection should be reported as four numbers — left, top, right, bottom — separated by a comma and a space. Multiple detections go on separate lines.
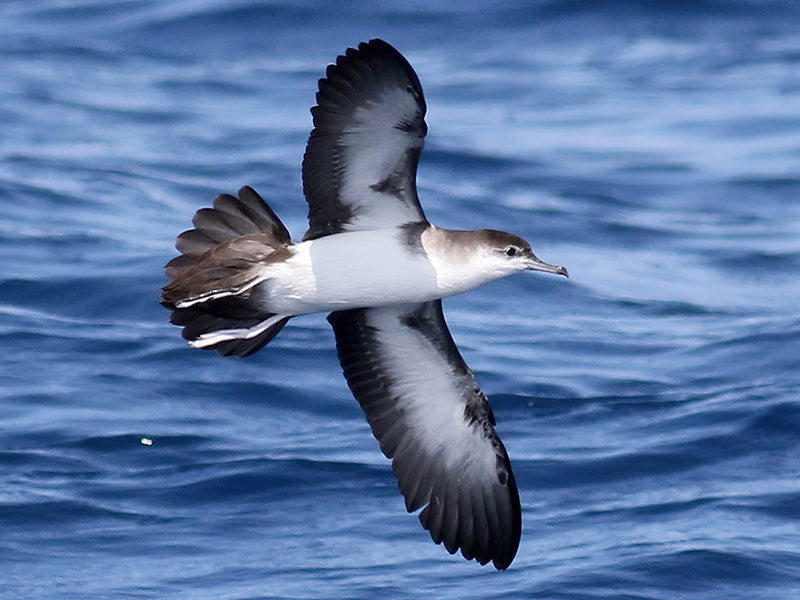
302, 38, 428, 240
328, 301, 521, 570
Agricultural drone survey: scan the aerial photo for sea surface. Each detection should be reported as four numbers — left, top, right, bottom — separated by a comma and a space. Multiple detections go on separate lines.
2, 1, 799, 598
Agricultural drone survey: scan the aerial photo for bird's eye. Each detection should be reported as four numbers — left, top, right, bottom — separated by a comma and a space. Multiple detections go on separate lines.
505, 246, 517, 257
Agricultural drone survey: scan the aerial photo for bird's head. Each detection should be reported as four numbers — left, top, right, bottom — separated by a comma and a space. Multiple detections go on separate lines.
477, 229, 568, 279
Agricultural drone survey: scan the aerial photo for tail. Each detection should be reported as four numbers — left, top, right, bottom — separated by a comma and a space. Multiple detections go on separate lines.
160, 186, 292, 357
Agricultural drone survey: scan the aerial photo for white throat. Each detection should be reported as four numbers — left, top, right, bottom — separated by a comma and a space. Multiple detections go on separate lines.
420, 226, 512, 295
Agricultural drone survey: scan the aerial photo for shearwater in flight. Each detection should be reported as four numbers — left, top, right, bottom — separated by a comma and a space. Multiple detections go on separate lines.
161, 39, 568, 570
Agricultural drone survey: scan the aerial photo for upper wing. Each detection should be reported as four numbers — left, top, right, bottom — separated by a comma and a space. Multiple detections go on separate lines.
302, 39, 428, 240
327, 301, 521, 570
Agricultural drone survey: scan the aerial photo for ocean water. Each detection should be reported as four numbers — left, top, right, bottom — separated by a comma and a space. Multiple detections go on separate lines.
2, 1, 799, 598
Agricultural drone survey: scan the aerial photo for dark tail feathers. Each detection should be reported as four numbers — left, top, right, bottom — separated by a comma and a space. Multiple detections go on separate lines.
160, 186, 292, 357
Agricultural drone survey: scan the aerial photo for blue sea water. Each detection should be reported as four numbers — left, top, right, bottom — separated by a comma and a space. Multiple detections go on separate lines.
2, 1, 799, 598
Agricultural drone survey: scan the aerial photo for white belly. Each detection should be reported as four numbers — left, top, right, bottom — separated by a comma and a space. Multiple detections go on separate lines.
260, 230, 442, 315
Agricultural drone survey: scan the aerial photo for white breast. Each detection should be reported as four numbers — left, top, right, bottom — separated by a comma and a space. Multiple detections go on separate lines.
260, 229, 441, 315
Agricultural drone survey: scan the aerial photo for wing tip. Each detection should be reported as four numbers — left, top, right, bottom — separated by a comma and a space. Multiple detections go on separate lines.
312, 37, 426, 119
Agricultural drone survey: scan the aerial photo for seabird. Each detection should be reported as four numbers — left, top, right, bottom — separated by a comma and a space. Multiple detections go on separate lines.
160, 39, 568, 570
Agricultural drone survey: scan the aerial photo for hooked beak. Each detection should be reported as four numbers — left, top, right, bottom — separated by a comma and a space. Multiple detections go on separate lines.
525, 253, 569, 278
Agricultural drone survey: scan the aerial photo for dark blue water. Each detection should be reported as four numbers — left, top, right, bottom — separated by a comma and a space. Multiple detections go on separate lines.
2, 1, 799, 598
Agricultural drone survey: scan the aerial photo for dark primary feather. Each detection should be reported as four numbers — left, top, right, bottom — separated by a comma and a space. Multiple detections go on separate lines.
302, 38, 428, 240
328, 301, 521, 570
